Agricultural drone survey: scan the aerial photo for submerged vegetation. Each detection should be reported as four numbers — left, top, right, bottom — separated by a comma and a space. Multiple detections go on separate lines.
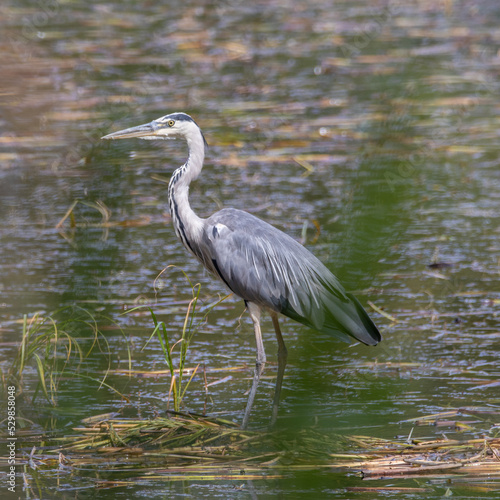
64, 411, 242, 453
7, 407, 500, 497
1, 307, 129, 406
334, 410, 500, 480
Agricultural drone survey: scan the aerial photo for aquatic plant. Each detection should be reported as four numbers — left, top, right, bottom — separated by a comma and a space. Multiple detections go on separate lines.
140, 267, 229, 412
3, 307, 128, 405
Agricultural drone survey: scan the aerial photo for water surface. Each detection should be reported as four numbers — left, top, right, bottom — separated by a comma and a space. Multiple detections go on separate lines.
1, 0, 499, 498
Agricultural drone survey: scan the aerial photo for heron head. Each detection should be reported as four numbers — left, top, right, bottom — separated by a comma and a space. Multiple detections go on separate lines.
101, 112, 204, 143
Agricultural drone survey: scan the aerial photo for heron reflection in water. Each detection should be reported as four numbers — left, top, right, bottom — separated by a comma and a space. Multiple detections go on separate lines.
102, 112, 381, 427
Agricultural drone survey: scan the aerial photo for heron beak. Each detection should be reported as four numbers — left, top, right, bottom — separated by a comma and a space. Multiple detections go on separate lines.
101, 121, 160, 140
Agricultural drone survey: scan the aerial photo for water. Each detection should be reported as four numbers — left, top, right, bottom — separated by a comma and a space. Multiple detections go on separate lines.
1, 0, 499, 498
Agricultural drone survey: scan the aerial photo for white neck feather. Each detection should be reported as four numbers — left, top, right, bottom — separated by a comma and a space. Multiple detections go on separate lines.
167, 124, 206, 255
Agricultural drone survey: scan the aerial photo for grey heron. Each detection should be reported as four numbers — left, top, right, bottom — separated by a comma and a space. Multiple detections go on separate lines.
102, 112, 381, 427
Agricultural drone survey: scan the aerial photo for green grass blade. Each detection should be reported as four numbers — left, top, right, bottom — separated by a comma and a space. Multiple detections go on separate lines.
33, 353, 50, 403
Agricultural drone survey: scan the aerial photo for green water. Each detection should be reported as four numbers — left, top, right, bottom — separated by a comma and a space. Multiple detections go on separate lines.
1, 0, 499, 498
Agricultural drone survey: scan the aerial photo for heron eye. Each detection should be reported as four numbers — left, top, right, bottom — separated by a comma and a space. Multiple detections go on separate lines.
168, 120, 175, 127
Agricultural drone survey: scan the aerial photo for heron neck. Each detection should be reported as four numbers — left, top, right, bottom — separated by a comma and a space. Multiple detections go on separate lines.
167, 132, 205, 253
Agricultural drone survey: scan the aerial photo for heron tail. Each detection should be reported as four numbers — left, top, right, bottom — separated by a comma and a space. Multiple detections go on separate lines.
343, 292, 381, 346
281, 290, 381, 346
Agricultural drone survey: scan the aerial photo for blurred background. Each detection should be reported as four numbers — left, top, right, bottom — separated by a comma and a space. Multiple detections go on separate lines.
1, 0, 499, 498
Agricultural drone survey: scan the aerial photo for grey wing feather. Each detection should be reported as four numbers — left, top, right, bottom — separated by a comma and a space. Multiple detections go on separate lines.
201, 208, 381, 346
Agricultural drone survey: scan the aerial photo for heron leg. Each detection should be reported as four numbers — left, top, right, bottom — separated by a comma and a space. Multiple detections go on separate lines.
271, 312, 287, 360
271, 312, 287, 425
241, 302, 266, 429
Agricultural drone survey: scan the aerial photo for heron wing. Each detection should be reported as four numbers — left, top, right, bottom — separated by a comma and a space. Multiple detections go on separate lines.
201, 209, 380, 346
